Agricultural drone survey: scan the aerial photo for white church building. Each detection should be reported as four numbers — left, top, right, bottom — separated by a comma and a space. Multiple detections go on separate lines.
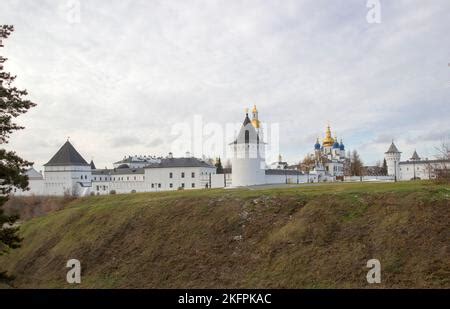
310, 125, 346, 181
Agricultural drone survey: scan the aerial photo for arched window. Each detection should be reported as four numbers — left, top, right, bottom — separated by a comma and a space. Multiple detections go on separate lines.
245, 130, 249, 144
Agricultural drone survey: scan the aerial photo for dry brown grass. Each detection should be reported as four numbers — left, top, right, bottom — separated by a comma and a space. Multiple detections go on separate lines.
3, 195, 76, 221
0, 181, 449, 288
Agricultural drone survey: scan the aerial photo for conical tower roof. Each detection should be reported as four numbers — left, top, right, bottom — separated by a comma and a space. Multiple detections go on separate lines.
410, 150, 420, 161
385, 141, 401, 154
44, 141, 89, 166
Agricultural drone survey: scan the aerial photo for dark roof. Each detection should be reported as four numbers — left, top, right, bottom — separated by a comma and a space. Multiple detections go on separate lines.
92, 168, 145, 175
410, 150, 420, 160
110, 168, 145, 175
90, 160, 96, 169
265, 169, 303, 176
385, 142, 401, 154
91, 158, 214, 176
44, 141, 89, 166
243, 113, 251, 126
399, 159, 450, 165
146, 157, 215, 169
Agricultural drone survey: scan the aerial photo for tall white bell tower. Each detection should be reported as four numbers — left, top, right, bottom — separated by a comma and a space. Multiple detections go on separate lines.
230, 108, 266, 187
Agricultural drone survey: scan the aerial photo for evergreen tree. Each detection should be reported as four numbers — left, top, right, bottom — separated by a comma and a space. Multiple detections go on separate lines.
215, 157, 224, 174
381, 158, 388, 176
0, 25, 36, 280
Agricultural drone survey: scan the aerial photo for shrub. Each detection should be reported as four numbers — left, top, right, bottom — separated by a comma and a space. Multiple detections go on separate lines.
2, 195, 74, 220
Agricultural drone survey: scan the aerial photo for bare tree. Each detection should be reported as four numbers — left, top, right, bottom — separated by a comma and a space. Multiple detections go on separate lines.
434, 140, 450, 182
435, 140, 449, 160
299, 154, 315, 173
350, 150, 364, 176
423, 161, 434, 180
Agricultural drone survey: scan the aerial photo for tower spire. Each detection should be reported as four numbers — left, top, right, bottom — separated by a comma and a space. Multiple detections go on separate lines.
251, 104, 260, 129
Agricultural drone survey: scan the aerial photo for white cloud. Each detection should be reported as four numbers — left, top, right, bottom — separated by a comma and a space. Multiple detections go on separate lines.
1, 0, 449, 171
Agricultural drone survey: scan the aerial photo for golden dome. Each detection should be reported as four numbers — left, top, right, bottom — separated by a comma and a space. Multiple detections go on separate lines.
322, 125, 335, 147
251, 104, 260, 128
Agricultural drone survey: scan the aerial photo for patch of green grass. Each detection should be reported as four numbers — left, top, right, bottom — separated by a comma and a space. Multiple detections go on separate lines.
340, 194, 370, 222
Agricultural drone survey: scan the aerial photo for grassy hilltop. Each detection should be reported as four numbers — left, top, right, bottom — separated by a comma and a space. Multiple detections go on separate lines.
1, 181, 449, 288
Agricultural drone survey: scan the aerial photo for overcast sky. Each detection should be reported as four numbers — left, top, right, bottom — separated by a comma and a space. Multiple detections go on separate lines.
2, 0, 449, 171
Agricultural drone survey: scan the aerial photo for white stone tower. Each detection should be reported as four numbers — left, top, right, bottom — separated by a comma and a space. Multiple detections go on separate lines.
384, 141, 401, 181
44, 140, 92, 196
230, 109, 266, 187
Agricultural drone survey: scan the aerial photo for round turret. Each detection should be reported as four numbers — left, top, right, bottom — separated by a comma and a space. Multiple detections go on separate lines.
384, 141, 402, 179
230, 110, 266, 187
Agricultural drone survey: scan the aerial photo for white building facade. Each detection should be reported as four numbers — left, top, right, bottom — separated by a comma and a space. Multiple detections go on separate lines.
13, 167, 44, 196
91, 157, 216, 195
384, 142, 449, 181
17, 141, 216, 196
